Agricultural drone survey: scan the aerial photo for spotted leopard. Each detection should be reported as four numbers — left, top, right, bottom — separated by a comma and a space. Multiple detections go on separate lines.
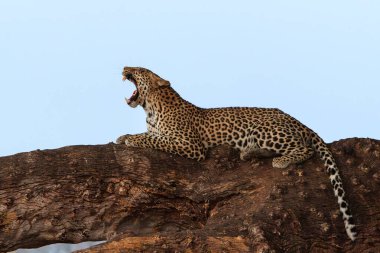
116, 66, 357, 241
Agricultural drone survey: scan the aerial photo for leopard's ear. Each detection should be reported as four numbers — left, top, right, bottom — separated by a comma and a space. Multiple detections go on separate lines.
150, 72, 171, 87
156, 78, 171, 87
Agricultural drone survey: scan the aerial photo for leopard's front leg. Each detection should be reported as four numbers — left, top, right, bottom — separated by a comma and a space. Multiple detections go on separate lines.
116, 132, 206, 161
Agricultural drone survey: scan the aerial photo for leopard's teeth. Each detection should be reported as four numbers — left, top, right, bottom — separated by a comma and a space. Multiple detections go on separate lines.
122, 76, 127, 81
125, 97, 129, 103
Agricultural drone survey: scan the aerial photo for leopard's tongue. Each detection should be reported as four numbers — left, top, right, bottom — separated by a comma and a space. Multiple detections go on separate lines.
126, 89, 139, 104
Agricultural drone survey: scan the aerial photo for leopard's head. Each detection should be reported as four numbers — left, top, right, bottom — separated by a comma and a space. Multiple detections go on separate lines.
122, 67, 170, 108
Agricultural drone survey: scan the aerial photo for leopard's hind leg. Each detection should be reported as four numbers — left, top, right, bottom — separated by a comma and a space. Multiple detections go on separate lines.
272, 146, 314, 168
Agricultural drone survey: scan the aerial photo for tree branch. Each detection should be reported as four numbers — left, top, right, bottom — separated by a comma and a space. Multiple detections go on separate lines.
0, 138, 379, 252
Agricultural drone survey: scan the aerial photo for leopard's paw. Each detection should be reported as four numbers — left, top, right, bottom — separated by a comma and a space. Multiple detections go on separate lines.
116, 134, 131, 144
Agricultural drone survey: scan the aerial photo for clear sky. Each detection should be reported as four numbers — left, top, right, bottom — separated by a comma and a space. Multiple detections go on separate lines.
1, 1, 379, 251
1, 1, 380, 158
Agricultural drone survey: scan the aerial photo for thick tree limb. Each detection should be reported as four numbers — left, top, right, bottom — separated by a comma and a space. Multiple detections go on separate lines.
0, 138, 379, 252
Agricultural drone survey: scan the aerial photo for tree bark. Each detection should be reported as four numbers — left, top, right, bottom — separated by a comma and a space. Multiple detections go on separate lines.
0, 138, 379, 252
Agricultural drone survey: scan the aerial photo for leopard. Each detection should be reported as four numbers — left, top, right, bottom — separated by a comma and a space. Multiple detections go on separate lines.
116, 66, 357, 241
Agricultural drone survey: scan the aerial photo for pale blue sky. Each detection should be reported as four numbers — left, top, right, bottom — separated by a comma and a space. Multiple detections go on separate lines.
1, 1, 379, 158
1, 1, 379, 252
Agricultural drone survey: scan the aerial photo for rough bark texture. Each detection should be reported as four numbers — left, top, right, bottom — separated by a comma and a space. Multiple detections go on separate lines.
0, 138, 379, 252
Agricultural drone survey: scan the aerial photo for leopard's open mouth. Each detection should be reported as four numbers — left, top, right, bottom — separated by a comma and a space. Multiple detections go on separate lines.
122, 73, 139, 104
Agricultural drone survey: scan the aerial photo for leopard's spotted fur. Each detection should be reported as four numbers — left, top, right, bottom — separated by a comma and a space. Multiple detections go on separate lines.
116, 67, 357, 241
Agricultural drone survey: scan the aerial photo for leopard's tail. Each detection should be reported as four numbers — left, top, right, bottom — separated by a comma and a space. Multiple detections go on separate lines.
311, 133, 357, 241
